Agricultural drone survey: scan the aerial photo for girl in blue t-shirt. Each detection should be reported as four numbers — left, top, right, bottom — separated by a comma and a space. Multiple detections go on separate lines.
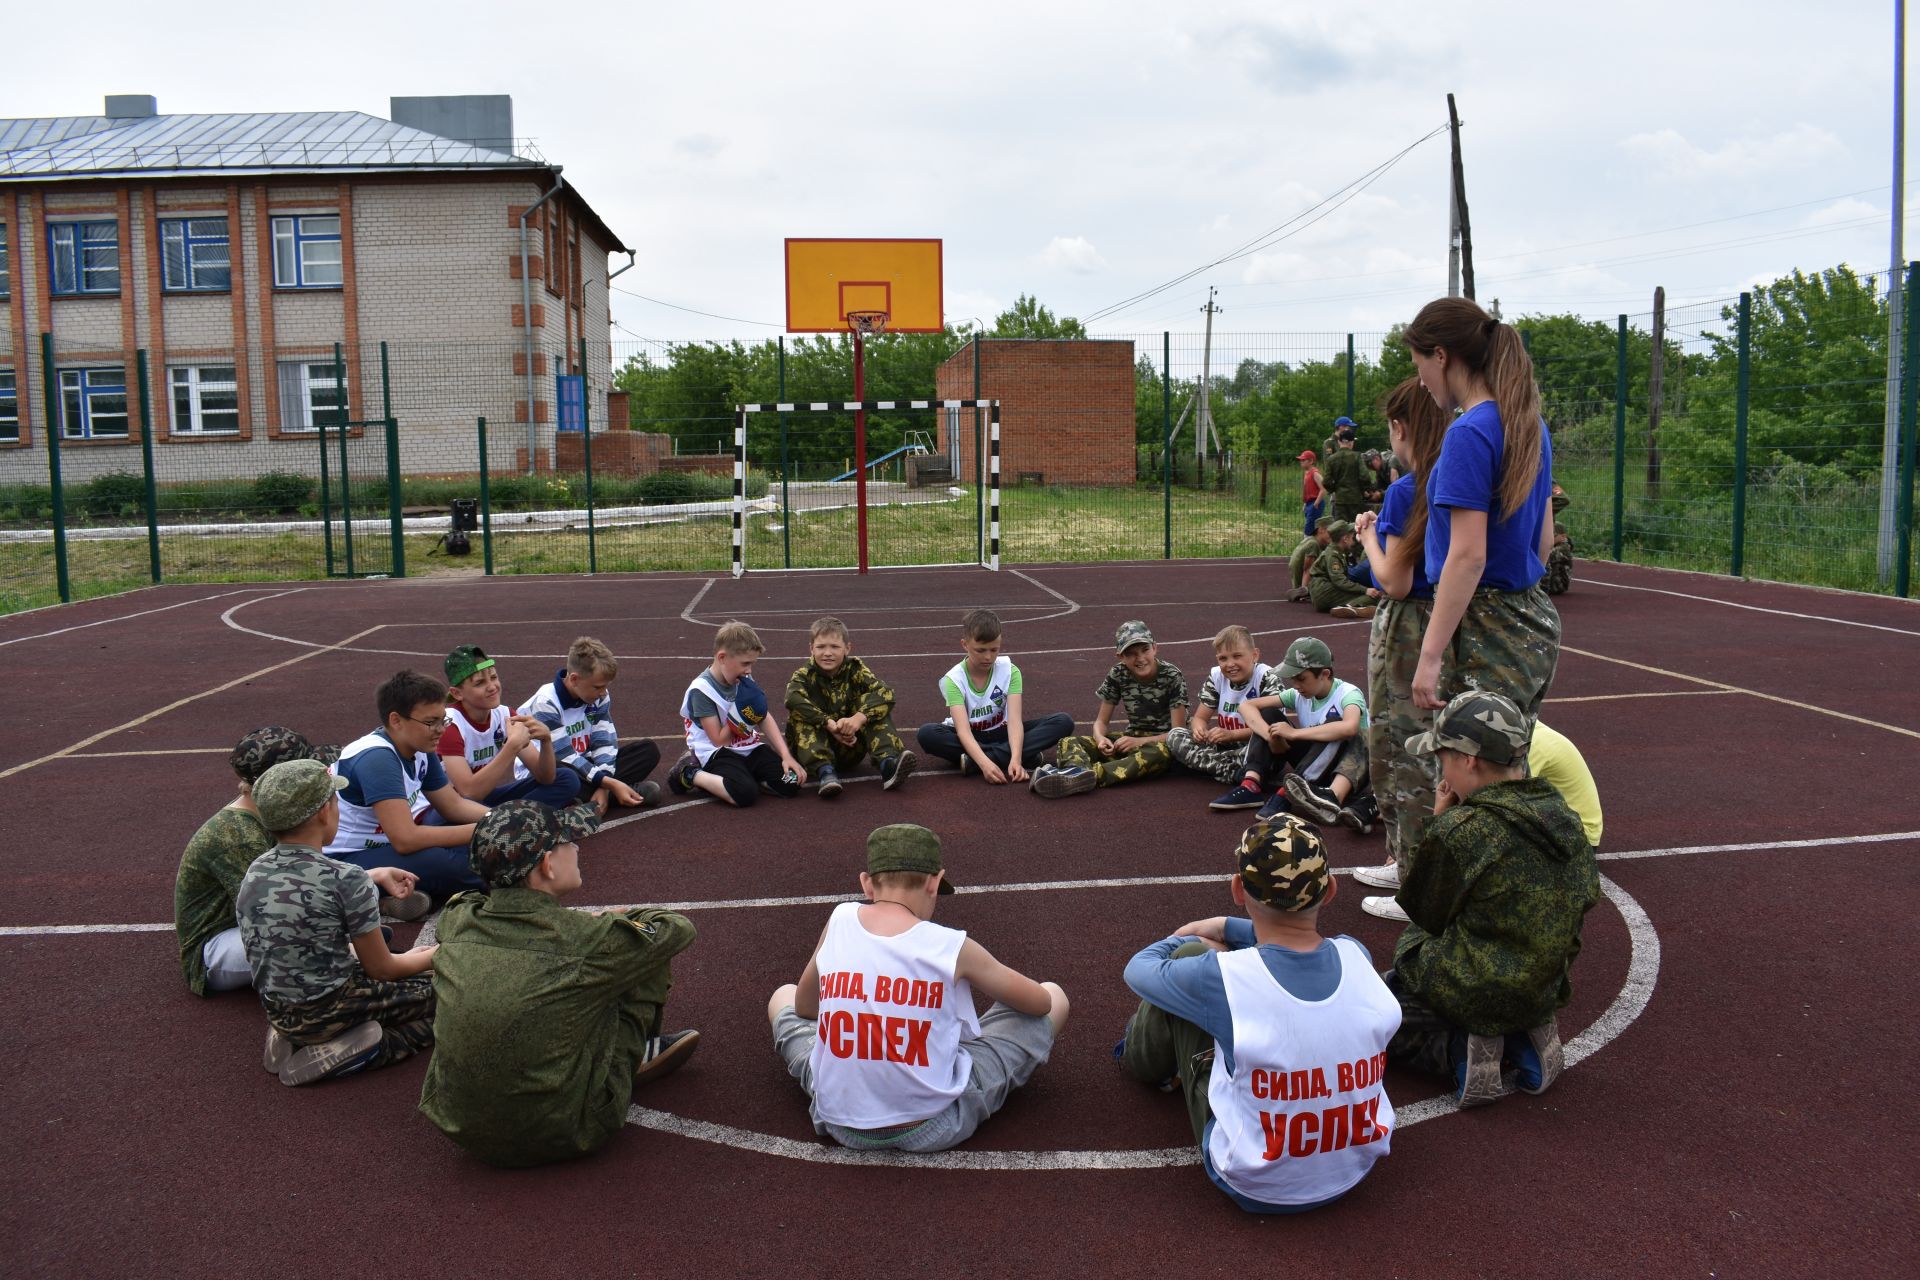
1401, 298, 1562, 722
1351, 378, 1451, 906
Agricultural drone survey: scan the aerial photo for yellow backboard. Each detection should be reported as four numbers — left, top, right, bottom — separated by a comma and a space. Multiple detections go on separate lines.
784, 238, 944, 333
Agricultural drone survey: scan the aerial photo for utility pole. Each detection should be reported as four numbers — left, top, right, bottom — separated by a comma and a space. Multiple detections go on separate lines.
1197, 287, 1221, 461
1649, 286, 1666, 500
1447, 93, 1475, 300
1879, 0, 1907, 583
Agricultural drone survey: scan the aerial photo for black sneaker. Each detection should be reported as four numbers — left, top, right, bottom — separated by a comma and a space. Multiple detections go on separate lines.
278, 1021, 383, 1087
634, 1029, 700, 1086
666, 753, 697, 795
1337, 793, 1380, 834
816, 764, 843, 799
880, 751, 916, 791
958, 753, 976, 776
1033, 764, 1097, 798
1284, 774, 1343, 823
632, 780, 663, 808
1210, 781, 1267, 811
1256, 790, 1291, 820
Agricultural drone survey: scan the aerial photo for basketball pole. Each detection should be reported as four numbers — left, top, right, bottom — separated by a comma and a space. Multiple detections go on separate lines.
854, 330, 870, 573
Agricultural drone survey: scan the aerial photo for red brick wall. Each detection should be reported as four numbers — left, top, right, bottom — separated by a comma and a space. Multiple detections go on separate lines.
934, 339, 1135, 486
555, 429, 671, 476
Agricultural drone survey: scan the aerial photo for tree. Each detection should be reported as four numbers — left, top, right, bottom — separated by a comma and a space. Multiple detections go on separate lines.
990, 294, 1086, 339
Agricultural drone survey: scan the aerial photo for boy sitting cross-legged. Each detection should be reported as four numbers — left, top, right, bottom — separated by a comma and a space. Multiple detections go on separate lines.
1211, 637, 1376, 833
1031, 619, 1189, 799
437, 644, 584, 809
767, 823, 1069, 1153
1310, 521, 1379, 618
1167, 625, 1282, 787
519, 636, 661, 818
783, 615, 917, 799
915, 608, 1074, 785
669, 620, 808, 807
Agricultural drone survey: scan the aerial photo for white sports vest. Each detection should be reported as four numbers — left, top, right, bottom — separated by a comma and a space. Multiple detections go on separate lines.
679, 671, 762, 765
328, 731, 434, 853
940, 657, 1013, 733
1284, 677, 1367, 779
446, 705, 531, 784
807, 902, 983, 1129
1208, 662, 1272, 731
1205, 939, 1401, 1207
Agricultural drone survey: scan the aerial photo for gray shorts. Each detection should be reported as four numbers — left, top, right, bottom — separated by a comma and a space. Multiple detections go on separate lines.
772, 1003, 1055, 1153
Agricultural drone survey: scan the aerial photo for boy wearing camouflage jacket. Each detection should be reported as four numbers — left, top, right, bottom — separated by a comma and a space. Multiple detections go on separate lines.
783, 616, 916, 798
1031, 620, 1189, 798
1309, 522, 1377, 615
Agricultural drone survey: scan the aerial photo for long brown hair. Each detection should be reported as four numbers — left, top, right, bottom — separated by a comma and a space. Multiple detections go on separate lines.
1381, 376, 1450, 582
1403, 297, 1543, 519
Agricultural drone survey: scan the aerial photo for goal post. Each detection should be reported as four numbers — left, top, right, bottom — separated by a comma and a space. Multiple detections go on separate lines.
732, 398, 1000, 577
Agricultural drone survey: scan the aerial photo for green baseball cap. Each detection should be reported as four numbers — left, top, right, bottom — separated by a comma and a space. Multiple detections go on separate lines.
1406, 689, 1532, 766
1114, 620, 1155, 653
866, 823, 955, 894
445, 644, 496, 687
468, 800, 600, 888
1237, 815, 1331, 912
1277, 636, 1334, 679
1326, 520, 1354, 540
1313, 514, 1334, 531
255, 758, 347, 834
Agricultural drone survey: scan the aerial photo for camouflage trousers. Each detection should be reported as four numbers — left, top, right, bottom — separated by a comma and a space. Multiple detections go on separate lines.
1311, 576, 1372, 613
1055, 735, 1173, 787
1368, 596, 1438, 875
1165, 728, 1249, 784
1382, 968, 1456, 1080
262, 971, 436, 1073
1121, 940, 1217, 1145
1545, 540, 1574, 595
784, 711, 906, 774
1438, 585, 1561, 723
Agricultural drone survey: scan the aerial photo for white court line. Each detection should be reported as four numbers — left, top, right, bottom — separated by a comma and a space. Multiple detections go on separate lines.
1545, 690, 1735, 704
0, 588, 267, 648
679, 579, 717, 624
10, 830, 1917, 939
1582, 576, 1920, 639
1010, 568, 1082, 618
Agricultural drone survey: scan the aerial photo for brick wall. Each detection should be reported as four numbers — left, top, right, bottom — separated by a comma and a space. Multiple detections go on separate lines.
934, 339, 1136, 486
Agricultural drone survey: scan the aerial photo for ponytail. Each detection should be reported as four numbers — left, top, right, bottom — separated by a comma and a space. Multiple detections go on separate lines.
1404, 298, 1547, 520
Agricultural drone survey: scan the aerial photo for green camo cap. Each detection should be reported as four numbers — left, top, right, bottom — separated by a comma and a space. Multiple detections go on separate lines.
1238, 815, 1330, 912
255, 758, 347, 834
469, 800, 600, 887
1406, 689, 1531, 765
1277, 636, 1335, 679
867, 823, 955, 894
1326, 520, 1355, 540
444, 643, 496, 687
1114, 620, 1155, 653
1313, 514, 1334, 531
230, 726, 336, 785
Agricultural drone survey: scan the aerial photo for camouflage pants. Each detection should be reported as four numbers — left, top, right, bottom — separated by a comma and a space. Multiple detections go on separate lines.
1545, 540, 1574, 595
1311, 576, 1372, 613
1368, 597, 1438, 875
1439, 585, 1561, 724
1121, 940, 1217, 1145
1165, 728, 1249, 784
784, 711, 906, 774
1055, 734, 1174, 787
263, 971, 436, 1072
1382, 969, 1456, 1080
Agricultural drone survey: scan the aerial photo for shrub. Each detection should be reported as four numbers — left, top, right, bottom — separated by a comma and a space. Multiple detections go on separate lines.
637, 471, 702, 501
253, 471, 315, 513
84, 472, 147, 518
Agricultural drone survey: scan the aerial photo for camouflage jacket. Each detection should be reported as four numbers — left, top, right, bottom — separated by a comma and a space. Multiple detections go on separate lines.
784, 656, 896, 728
421, 888, 697, 1167
175, 804, 274, 995
1322, 449, 1371, 505
1393, 777, 1599, 1035
1094, 659, 1189, 736
235, 842, 382, 1006
1309, 541, 1361, 590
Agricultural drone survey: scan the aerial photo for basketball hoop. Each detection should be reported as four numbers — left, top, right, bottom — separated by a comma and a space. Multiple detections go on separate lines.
845, 310, 890, 337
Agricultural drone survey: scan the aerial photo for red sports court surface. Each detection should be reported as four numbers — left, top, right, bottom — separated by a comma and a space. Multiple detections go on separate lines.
1, 559, 1914, 1278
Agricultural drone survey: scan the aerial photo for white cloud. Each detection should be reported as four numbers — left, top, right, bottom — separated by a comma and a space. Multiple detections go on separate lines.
1618, 123, 1846, 179
1803, 196, 1882, 227
1040, 235, 1108, 274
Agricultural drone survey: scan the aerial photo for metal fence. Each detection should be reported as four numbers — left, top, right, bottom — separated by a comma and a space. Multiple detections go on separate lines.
3, 259, 1916, 612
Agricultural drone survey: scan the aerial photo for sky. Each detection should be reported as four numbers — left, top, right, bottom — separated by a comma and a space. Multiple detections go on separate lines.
8, 0, 1914, 347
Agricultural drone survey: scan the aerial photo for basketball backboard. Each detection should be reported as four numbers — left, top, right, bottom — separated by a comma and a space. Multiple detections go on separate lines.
785, 238, 943, 333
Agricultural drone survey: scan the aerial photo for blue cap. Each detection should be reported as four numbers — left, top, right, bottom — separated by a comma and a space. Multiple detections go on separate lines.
1334, 416, 1356, 427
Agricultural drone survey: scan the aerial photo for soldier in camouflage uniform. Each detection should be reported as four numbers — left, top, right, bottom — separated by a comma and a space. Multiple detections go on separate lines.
1381, 692, 1599, 1107
1545, 484, 1574, 595
1321, 426, 1372, 523
236, 759, 439, 1085
1032, 620, 1189, 798
783, 616, 915, 797
1308, 522, 1375, 614
421, 801, 699, 1166
1286, 515, 1333, 601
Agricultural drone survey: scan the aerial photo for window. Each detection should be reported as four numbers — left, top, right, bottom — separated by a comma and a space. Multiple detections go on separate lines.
59, 367, 128, 439
276, 359, 344, 430
49, 221, 120, 295
169, 365, 239, 435
271, 215, 341, 288
160, 218, 230, 292
0, 369, 17, 444
1, 223, 10, 299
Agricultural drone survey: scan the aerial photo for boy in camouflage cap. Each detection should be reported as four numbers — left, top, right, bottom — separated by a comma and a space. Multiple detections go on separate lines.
1032, 620, 1189, 798
1119, 815, 1400, 1213
1309, 521, 1377, 617
236, 759, 439, 1086
782, 616, 917, 799
1382, 690, 1599, 1108
421, 801, 699, 1167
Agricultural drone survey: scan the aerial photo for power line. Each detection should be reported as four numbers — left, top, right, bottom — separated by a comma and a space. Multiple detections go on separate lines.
610, 283, 782, 328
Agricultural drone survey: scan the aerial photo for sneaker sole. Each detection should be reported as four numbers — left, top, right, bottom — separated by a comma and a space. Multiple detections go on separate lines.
1208, 799, 1266, 811
380, 891, 432, 922
263, 1027, 292, 1075
1350, 866, 1400, 889
278, 1022, 383, 1087
1456, 1033, 1510, 1108
634, 782, 663, 807
634, 1030, 701, 1087
1361, 895, 1409, 921
1283, 774, 1343, 823
1033, 770, 1097, 799
817, 778, 843, 799
882, 752, 917, 791
1518, 1017, 1564, 1095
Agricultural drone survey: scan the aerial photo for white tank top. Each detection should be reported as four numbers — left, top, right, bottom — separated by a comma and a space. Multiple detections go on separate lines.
1205, 939, 1401, 1206
1285, 677, 1367, 780
445, 705, 531, 784
807, 901, 983, 1129
328, 730, 434, 853
1209, 662, 1272, 731
941, 656, 1013, 733
679, 671, 763, 765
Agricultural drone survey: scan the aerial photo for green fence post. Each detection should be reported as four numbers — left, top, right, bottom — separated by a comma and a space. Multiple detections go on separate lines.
380, 343, 404, 578
1897, 262, 1919, 598
477, 416, 495, 575
1731, 293, 1752, 578
1162, 331, 1173, 559
779, 336, 791, 569
1611, 315, 1627, 562
317, 405, 335, 576
974, 338, 984, 565
1345, 333, 1356, 419
134, 349, 161, 583
334, 342, 354, 576
579, 337, 597, 576
39, 333, 71, 603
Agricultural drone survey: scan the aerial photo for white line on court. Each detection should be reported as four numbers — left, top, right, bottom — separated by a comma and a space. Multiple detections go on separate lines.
680, 579, 717, 624
0, 588, 268, 649
1010, 568, 1082, 618
1583, 576, 1920, 639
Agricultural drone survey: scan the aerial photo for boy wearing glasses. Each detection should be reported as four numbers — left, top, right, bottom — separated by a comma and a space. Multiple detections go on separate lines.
326, 669, 491, 905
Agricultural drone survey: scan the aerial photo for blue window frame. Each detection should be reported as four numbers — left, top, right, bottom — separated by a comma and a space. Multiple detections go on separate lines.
0, 369, 17, 444
160, 218, 230, 292
271, 215, 342, 289
59, 367, 129, 439
48, 221, 120, 296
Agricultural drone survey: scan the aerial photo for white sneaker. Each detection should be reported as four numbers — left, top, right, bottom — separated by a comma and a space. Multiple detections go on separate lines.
1351, 861, 1400, 890
1362, 895, 1409, 922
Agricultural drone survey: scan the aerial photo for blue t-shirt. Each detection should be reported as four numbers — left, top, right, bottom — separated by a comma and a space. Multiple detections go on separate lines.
338, 732, 450, 809
1377, 473, 1434, 599
1425, 400, 1554, 592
